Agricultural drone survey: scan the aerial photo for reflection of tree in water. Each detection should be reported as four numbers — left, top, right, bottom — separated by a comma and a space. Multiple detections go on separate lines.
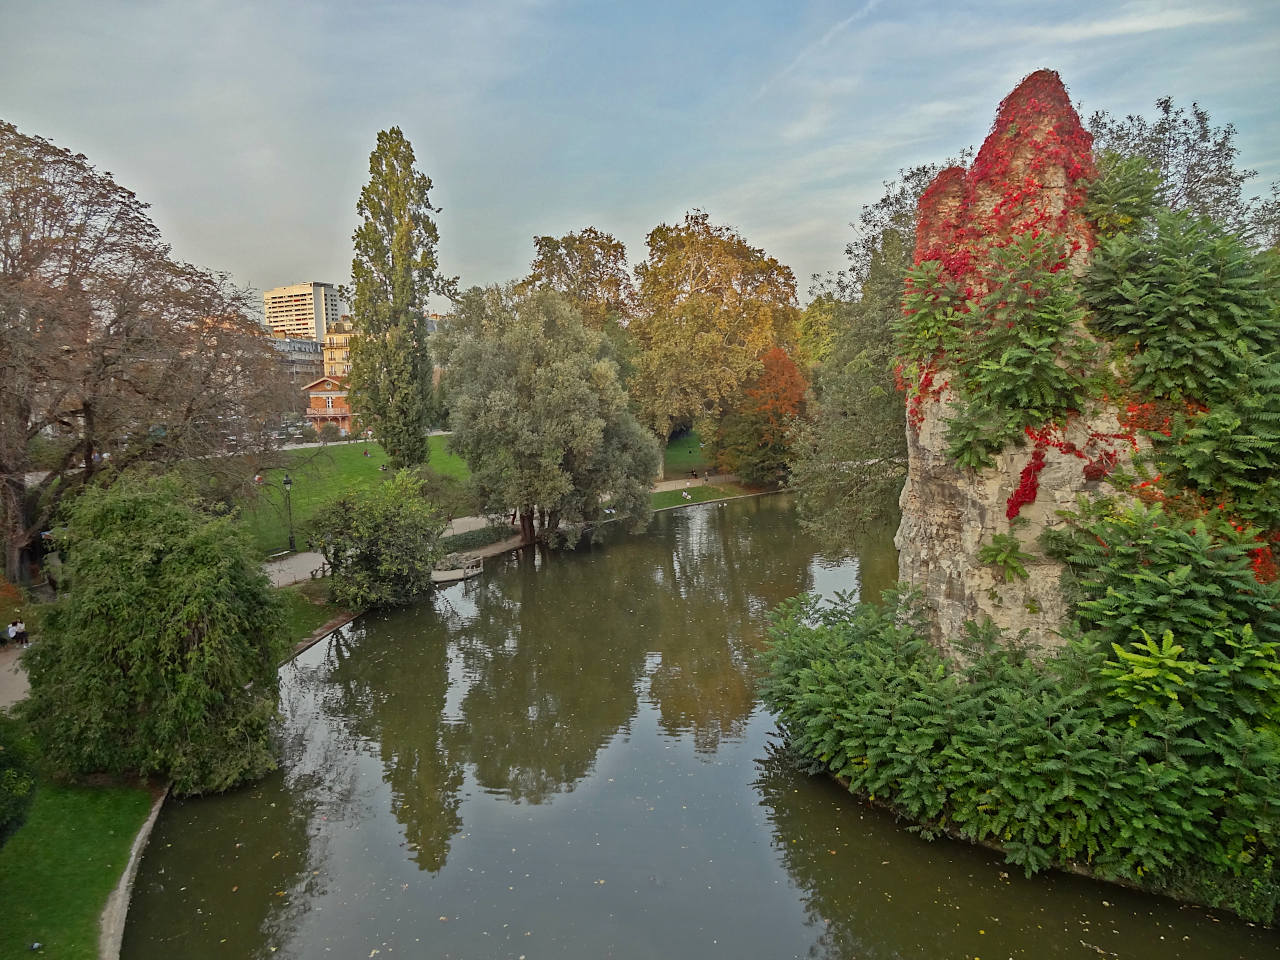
754, 743, 908, 960
321, 616, 463, 873
648, 498, 825, 752
452, 545, 654, 803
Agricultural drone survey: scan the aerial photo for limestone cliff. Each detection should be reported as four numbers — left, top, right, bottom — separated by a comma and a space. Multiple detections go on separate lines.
894, 70, 1138, 653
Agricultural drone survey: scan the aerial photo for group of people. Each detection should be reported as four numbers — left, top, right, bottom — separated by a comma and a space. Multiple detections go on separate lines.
5, 616, 28, 648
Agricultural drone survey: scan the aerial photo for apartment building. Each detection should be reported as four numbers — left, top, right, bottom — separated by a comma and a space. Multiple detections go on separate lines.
263, 281, 342, 341
323, 318, 356, 378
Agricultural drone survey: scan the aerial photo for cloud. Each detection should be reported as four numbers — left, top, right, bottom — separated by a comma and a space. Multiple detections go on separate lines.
755, 0, 884, 101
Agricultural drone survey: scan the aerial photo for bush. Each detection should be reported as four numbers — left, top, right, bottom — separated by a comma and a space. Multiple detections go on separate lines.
309, 469, 447, 608
0, 712, 37, 842
759, 587, 1280, 923
21, 474, 285, 795
318, 422, 342, 442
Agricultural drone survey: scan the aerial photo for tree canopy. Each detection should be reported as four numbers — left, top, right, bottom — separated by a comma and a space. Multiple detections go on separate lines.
436, 286, 658, 545
524, 226, 636, 330
790, 168, 933, 549
309, 468, 447, 609
22, 474, 284, 795
716, 347, 807, 486
0, 120, 287, 583
1088, 97, 1278, 244
629, 210, 800, 448
349, 126, 454, 467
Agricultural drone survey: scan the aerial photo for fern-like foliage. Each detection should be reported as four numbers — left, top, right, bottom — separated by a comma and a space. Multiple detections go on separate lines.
758, 586, 1280, 924
1083, 208, 1280, 404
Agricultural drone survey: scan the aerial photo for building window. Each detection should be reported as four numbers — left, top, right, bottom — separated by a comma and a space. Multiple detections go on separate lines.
326, 397, 334, 409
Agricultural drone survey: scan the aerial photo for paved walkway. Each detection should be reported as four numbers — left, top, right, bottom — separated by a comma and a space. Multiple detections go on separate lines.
0, 643, 30, 709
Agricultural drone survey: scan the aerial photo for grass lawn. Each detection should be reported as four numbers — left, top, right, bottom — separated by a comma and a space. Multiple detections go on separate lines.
651, 481, 753, 510
0, 782, 153, 960
664, 430, 712, 476
242, 437, 470, 556
277, 579, 345, 650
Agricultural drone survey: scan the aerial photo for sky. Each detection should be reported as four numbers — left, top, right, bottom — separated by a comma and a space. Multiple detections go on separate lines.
3, 0, 1278, 311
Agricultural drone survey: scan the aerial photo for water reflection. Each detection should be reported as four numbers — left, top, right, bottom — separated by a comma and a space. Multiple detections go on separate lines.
321, 618, 465, 871
122, 496, 1277, 960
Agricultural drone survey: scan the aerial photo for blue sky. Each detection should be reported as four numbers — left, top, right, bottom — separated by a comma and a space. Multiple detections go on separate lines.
3, 0, 1277, 309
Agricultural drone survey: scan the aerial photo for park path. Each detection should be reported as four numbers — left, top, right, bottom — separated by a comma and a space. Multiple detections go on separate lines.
0, 643, 30, 709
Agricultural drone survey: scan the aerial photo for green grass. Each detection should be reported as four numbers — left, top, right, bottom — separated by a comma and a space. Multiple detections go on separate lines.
241, 437, 471, 556
277, 581, 344, 650
0, 782, 153, 960
651, 482, 753, 510
664, 430, 712, 476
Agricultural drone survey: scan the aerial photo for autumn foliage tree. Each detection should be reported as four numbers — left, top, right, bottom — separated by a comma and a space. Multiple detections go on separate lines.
716, 347, 807, 486
524, 226, 636, 329
0, 120, 287, 583
630, 211, 799, 465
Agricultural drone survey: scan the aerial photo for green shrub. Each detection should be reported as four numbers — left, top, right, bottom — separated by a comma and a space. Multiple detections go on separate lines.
1154, 355, 1280, 532
977, 533, 1032, 581
21, 474, 285, 795
898, 233, 1097, 468
1083, 208, 1280, 404
309, 468, 447, 609
1082, 150, 1162, 239
0, 712, 37, 841
1045, 498, 1280, 655
759, 587, 1280, 923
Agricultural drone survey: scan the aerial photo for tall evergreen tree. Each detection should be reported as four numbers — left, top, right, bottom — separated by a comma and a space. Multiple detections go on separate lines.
349, 127, 455, 467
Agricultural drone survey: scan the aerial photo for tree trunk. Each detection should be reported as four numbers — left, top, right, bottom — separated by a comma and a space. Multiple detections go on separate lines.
519, 509, 536, 545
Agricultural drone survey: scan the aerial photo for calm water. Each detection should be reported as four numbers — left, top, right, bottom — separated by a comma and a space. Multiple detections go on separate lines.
123, 495, 1278, 959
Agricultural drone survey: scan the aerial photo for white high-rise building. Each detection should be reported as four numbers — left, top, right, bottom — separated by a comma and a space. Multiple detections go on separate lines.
263, 282, 342, 341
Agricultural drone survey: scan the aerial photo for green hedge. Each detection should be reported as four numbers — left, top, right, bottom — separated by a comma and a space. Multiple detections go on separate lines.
759, 587, 1280, 923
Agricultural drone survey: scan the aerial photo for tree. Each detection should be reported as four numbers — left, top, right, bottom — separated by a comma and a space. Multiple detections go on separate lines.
21, 474, 284, 795
630, 210, 800, 462
524, 227, 636, 329
796, 294, 839, 368
791, 222, 915, 551
309, 468, 447, 609
1089, 97, 1277, 240
348, 127, 454, 469
0, 120, 288, 584
436, 286, 658, 545
716, 347, 807, 486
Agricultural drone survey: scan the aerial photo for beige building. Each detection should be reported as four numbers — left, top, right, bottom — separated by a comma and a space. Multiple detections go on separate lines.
323, 318, 356, 378
264, 281, 342, 341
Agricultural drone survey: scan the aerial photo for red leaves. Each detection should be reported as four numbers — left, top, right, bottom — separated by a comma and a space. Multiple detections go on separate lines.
1006, 443, 1048, 519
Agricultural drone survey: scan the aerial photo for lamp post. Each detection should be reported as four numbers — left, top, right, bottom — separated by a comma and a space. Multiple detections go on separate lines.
282, 473, 296, 553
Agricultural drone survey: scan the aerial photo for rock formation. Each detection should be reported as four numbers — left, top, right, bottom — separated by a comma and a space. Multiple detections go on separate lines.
894, 70, 1141, 654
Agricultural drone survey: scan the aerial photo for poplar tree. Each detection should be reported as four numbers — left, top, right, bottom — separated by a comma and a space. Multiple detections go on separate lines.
349, 127, 455, 468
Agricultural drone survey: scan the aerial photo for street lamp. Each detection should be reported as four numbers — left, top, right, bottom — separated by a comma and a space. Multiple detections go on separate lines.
282, 473, 296, 553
